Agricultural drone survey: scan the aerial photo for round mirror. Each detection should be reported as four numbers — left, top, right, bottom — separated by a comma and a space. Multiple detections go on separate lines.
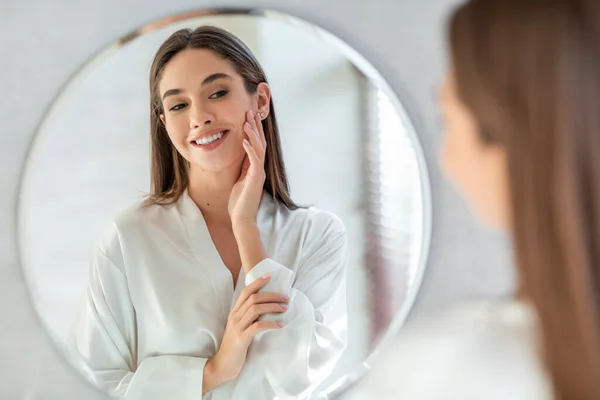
18, 9, 430, 399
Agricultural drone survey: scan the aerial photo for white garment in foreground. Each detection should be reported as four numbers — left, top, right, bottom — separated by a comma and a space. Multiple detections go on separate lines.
347, 301, 552, 400
69, 190, 348, 400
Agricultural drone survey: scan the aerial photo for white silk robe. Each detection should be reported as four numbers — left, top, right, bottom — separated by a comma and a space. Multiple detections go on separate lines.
68, 190, 348, 400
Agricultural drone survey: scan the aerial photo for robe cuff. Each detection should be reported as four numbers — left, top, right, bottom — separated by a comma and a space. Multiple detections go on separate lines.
245, 258, 294, 295
125, 356, 208, 399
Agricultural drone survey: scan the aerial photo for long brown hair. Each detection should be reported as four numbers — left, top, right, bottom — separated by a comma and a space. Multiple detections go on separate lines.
146, 25, 298, 209
449, 0, 600, 398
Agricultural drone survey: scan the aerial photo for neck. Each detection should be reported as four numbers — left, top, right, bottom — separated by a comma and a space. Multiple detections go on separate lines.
187, 160, 242, 226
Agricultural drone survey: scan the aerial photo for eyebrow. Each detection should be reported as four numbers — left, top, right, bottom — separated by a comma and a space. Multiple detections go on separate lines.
161, 73, 233, 101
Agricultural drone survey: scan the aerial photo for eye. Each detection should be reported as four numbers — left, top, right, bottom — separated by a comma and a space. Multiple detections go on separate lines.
169, 103, 186, 111
209, 90, 228, 100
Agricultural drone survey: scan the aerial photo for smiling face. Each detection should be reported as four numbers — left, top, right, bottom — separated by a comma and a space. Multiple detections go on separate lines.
158, 48, 270, 172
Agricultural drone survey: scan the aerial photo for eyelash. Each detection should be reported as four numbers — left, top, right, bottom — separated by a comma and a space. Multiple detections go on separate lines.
170, 104, 185, 111
209, 90, 228, 99
168, 90, 228, 112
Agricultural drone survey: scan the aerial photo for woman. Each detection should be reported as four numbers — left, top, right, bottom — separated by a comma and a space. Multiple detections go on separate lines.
69, 26, 348, 400
351, 0, 600, 399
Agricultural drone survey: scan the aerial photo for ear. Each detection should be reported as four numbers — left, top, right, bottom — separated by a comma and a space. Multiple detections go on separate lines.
256, 82, 271, 120
159, 114, 166, 125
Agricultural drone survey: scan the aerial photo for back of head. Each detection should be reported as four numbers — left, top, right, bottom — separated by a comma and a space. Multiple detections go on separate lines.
449, 0, 600, 398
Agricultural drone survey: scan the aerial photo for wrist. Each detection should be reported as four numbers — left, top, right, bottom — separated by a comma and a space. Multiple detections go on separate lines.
232, 220, 259, 236
203, 355, 229, 395
232, 224, 267, 274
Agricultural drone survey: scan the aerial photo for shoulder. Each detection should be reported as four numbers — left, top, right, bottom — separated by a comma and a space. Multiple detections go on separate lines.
112, 197, 174, 229
277, 203, 348, 257
304, 206, 347, 240
349, 301, 552, 400
273, 199, 347, 240
95, 197, 174, 258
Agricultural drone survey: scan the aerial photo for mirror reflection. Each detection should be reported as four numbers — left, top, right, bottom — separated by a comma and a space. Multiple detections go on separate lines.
18, 11, 428, 400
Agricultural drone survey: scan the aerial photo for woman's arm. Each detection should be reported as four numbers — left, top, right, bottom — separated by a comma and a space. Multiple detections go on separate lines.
224, 110, 347, 398
231, 214, 348, 398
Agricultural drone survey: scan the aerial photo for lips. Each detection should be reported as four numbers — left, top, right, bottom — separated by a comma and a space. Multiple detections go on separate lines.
190, 129, 229, 145
189, 129, 230, 150
189, 128, 228, 143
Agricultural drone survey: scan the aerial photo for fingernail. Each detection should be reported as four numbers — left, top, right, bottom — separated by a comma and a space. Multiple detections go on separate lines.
243, 139, 250, 146
245, 122, 251, 128
281, 295, 290, 301
280, 304, 288, 310
277, 322, 285, 327
261, 273, 271, 280
249, 110, 254, 118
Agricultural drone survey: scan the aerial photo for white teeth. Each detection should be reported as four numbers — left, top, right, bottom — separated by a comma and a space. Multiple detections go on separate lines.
195, 131, 224, 146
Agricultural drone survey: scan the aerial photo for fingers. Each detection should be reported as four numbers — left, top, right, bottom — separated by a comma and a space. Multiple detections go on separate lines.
245, 111, 267, 154
226, 273, 288, 343
254, 111, 267, 150
238, 302, 288, 329
248, 111, 260, 140
231, 273, 271, 313
244, 121, 261, 150
245, 112, 263, 152
243, 123, 264, 172
237, 292, 290, 317
242, 140, 262, 176
241, 117, 266, 183
244, 320, 284, 340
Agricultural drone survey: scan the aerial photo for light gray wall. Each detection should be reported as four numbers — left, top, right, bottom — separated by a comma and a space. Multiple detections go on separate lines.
0, 0, 514, 398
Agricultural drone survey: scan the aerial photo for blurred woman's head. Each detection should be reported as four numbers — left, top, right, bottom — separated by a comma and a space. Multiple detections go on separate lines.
442, 0, 600, 397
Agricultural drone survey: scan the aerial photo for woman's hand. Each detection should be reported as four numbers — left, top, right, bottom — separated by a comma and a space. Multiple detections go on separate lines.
228, 110, 267, 227
202, 274, 289, 394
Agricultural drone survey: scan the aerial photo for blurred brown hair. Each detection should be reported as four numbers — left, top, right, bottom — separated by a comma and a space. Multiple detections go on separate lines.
146, 25, 298, 210
449, 0, 600, 398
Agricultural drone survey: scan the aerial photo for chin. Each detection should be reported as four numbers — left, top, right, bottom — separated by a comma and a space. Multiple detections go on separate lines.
189, 150, 245, 172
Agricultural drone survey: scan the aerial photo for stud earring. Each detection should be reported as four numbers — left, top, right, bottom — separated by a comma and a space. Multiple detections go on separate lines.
259, 112, 265, 119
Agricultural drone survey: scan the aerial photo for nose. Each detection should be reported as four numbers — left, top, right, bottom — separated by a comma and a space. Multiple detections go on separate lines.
189, 102, 213, 130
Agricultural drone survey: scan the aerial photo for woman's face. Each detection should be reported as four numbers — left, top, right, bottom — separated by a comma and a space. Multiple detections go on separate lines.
439, 71, 510, 229
159, 48, 270, 172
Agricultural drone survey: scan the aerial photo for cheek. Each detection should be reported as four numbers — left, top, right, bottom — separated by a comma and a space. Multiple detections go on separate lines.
439, 104, 485, 197
441, 126, 510, 227
483, 151, 510, 228
229, 107, 253, 140
229, 94, 255, 121
440, 123, 490, 206
164, 117, 189, 148
440, 125, 465, 187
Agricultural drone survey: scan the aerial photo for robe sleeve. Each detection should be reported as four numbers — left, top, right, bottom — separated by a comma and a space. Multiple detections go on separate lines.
68, 244, 209, 399
239, 213, 348, 399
